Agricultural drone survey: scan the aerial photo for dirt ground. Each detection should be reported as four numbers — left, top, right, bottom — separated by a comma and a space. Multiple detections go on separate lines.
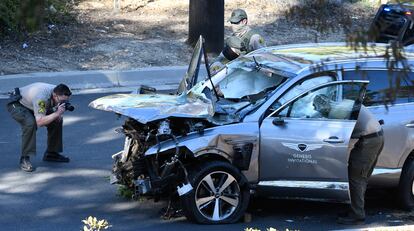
0, 0, 376, 75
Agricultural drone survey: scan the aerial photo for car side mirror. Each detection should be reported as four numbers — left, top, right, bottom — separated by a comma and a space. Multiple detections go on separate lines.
272, 117, 285, 126
139, 85, 157, 94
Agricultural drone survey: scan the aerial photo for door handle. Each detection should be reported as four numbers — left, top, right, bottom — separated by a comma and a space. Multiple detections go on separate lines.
406, 123, 414, 128
323, 136, 344, 143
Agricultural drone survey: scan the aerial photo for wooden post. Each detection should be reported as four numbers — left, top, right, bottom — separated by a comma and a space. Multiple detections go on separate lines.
188, 0, 224, 53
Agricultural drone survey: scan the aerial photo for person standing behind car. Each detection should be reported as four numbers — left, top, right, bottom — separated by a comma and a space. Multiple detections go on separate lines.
210, 8, 266, 75
7, 83, 72, 172
338, 105, 384, 225
312, 94, 384, 224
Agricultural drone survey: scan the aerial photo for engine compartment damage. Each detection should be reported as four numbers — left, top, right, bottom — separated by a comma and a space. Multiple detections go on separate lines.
110, 117, 258, 203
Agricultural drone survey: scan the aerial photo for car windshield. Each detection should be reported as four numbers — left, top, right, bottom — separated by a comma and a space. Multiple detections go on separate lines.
189, 56, 293, 100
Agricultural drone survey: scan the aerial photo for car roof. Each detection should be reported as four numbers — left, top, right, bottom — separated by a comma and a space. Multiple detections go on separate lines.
245, 42, 414, 74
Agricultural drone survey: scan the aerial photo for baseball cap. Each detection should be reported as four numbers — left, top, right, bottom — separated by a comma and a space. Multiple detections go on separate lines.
228, 9, 248, 23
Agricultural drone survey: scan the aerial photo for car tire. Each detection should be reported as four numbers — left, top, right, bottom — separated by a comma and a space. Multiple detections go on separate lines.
398, 158, 414, 210
181, 161, 250, 224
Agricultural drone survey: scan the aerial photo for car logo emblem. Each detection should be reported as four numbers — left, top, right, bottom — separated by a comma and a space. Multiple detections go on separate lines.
282, 142, 324, 152
298, 144, 307, 152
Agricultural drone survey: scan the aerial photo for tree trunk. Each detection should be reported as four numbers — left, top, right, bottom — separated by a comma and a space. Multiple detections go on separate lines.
188, 0, 224, 53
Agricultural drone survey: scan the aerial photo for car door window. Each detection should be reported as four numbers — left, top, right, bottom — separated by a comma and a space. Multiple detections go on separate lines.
266, 75, 334, 115
343, 70, 414, 106
398, 72, 414, 103
273, 82, 363, 120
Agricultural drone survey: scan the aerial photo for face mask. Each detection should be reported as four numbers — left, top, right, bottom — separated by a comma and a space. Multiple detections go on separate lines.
231, 23, 246, 34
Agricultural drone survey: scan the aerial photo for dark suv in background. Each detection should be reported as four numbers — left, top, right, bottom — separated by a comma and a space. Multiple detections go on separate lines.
371, 1, 414, 45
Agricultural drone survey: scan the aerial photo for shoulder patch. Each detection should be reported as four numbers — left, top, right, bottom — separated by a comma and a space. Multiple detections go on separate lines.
38, 100, 46, 114
259, 37, 265, 44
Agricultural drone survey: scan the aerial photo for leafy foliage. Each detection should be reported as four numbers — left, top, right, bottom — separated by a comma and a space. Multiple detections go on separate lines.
0, 0, 75, 36
82, 216, 111, 231
245, 228, 299, 231
285, 0, 352, 37
117, 185, 134, 199
285, 0, 412, 106
0, 0, 20, 35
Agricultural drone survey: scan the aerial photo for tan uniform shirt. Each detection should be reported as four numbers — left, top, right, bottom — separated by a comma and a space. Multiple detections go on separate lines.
210, 26, 266, 75
232, 25, 265, 53
352, 105, 382, 137
19, 82, 55, 119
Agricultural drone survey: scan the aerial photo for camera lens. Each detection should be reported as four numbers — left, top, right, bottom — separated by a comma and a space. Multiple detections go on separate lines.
66, 104, 75, 111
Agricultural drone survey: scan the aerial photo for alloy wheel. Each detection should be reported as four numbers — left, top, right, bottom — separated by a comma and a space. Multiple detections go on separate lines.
194, 171, 240, 221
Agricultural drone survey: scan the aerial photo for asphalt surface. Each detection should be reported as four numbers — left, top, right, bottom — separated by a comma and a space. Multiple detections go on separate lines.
1, 93, 413, 231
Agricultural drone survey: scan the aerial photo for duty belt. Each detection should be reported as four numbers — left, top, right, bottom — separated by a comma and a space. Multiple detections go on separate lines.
360, 129, 383, 139
8, 101, 21, 108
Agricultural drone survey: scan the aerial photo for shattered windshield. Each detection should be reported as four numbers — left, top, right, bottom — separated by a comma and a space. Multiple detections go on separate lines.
190, 56, 293, 100
217, 68, 283, 98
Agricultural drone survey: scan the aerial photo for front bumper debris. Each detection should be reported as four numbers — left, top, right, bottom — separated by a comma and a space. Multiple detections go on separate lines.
135, 178, 152, 195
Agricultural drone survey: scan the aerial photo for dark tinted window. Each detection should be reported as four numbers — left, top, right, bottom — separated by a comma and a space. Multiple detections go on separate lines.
343, 70, 414, 106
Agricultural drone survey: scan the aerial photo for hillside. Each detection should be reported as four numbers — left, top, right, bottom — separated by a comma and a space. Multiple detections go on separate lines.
0, 0, 376, 75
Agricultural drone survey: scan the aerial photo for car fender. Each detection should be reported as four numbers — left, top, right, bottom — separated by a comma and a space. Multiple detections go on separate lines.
145, 123, 259, 161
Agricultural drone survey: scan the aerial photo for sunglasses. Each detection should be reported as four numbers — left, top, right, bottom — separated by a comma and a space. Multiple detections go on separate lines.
230, 20, 243, 25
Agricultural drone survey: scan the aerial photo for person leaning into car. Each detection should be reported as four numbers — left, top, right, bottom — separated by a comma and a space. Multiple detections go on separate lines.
341, 105, 384, 225
6, 82, 72, 172
313, 95, 384, 225
210, 8, 266, 75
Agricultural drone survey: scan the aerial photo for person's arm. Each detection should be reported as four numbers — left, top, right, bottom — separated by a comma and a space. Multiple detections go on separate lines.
249, 34, 266, 51
36, 103, 65, 127
210, 52, 228, 75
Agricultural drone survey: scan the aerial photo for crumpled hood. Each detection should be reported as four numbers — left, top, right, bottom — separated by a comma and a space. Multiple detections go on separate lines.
89, 93, 214, 124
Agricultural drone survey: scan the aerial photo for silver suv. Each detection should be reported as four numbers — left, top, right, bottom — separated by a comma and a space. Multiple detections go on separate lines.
90, 39, 414, 224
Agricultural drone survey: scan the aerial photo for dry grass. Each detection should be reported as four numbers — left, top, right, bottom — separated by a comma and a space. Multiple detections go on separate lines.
0, 0, 378, 75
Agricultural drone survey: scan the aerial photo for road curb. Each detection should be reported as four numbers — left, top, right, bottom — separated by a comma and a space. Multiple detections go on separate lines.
0, 65, 188, 97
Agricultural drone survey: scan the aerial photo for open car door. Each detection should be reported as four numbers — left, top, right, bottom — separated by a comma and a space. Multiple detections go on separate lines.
258, 80, 369, 202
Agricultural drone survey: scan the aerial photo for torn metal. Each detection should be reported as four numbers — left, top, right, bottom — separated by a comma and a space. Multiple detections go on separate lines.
89, 93, 214, 124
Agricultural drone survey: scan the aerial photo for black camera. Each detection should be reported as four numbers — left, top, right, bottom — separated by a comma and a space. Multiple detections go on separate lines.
60, 100, 75, 112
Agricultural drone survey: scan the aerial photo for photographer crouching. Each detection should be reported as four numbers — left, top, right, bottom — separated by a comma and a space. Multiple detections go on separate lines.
7, 83, 74, 172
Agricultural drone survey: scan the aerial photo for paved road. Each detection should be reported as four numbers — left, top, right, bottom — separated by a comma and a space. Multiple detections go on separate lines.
0, 93, 413, 231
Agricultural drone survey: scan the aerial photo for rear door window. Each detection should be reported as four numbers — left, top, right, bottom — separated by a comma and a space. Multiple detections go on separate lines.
343, 70, 414, 106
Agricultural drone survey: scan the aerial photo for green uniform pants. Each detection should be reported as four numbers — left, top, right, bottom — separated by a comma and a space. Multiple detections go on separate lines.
7, 102, 62, 157
348, 133, 384, 219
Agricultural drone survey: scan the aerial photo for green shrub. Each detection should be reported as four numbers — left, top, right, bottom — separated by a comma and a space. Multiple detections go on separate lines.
0, 0, 20, 35
82, 216, 111, 231
117, 185, 134, 199
0, 0, 75, 36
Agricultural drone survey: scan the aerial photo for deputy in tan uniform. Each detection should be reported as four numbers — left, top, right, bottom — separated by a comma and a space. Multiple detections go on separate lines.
210, 8, 266, 75
7, 83, 72, 172
338, 105, 384, 224
313, 95, 384, 224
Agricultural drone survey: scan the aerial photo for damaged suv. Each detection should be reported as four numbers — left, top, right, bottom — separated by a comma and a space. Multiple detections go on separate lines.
90, 38, 414, 224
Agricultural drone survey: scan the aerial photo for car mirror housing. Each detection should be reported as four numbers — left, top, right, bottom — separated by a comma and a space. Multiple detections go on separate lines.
272, 117, 285, 126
